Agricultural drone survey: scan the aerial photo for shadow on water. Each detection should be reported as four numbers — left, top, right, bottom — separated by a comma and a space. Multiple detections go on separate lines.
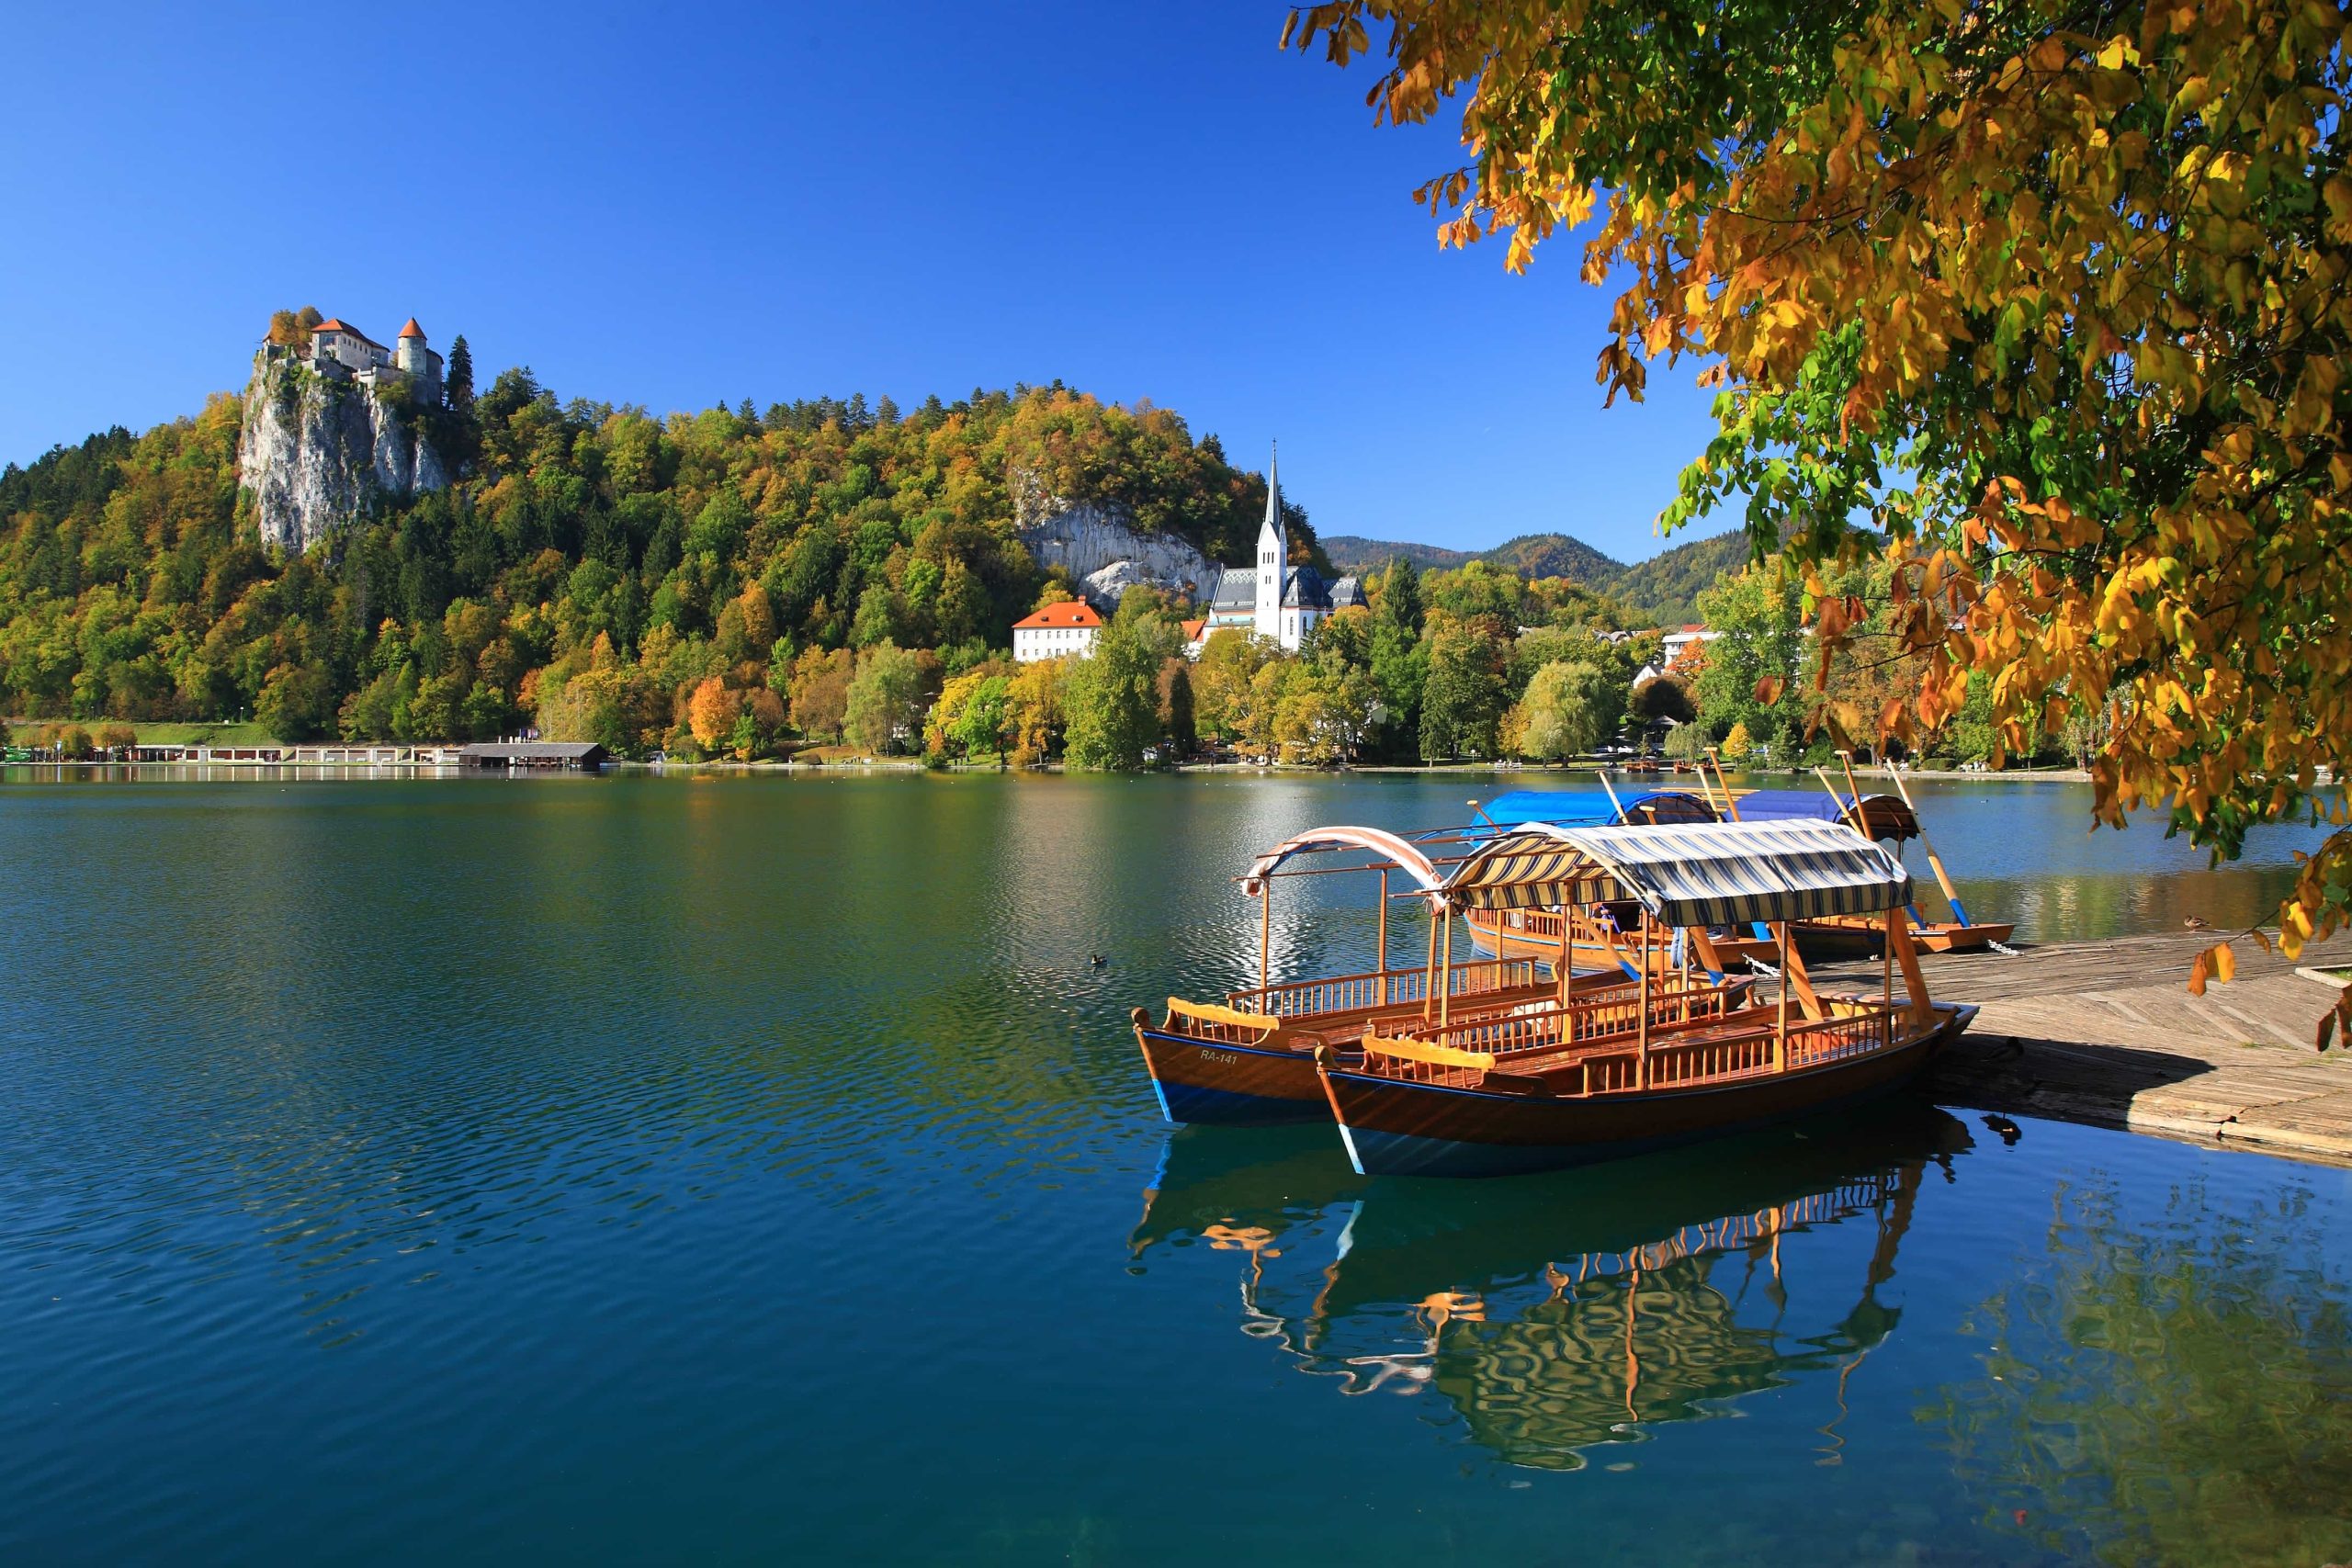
1133, 1099, 1975, 1472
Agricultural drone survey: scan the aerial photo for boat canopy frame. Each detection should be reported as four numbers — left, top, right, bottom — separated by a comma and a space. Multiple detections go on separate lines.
1439, 818, 1917, 929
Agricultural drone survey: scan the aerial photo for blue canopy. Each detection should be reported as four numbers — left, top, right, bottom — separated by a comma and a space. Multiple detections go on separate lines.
1725, 788, 1851, 823
1467, 789, 1718, 835
1467, 790, 1619, 831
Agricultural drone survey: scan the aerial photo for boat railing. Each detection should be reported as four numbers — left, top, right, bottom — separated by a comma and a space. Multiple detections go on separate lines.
1782, 1001, 1899, 1069
1226, 957, 1544, 1021
1391, 980, 1751, 1061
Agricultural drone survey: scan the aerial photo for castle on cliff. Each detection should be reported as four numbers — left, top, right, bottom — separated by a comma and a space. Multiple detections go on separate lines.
240, 312, 451, 553
264, 317, 443, 401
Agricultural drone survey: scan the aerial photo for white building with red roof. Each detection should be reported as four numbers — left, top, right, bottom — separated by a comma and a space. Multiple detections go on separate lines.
1012, 599, 1104, 662
290, 316, 443, 400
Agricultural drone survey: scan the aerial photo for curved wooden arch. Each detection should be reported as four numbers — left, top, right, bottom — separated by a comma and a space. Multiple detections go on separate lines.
1241, 826, 1446, 899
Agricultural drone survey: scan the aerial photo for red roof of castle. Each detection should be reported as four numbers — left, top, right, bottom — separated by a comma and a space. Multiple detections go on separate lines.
1013, 602, 1104, 631
398, 318, 425, 339
311, 319, 386, 348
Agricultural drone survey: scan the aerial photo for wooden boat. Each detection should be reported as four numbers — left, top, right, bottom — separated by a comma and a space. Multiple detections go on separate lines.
1463, 791, 1774, 975
1726, 756, 2015, 954
1317, 817, 1979, 1177
1134, 825, 1751, 1126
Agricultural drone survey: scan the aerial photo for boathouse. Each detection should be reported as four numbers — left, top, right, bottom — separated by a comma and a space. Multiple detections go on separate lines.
457, 742, 607, 771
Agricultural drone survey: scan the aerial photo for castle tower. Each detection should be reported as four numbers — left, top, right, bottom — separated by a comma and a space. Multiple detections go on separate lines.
395, 319, 428, 378
1253, 442, 1285, 642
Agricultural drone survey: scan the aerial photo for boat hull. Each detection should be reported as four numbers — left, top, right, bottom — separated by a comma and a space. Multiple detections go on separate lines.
1134, 1024, 1329, 1125
1797, 916, 2015, 955
1320, 1003, 1979, 1177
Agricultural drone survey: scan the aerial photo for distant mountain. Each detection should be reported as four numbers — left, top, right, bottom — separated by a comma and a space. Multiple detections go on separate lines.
1605, 529, 1758, 626
1321, 525, 1760, 627
1482, 532, 1624, 583
1321, 530, 1626, 585
1319, 535, 1477, 575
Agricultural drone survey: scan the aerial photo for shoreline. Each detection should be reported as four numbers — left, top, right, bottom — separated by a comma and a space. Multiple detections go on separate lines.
2, 755, 2098, 782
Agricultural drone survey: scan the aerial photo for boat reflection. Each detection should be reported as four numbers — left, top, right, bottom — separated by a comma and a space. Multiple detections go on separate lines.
1136, 1102, 1975, 1470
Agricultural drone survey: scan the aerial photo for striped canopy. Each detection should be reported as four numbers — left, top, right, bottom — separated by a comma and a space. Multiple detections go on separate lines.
1441, 818, 1914, 926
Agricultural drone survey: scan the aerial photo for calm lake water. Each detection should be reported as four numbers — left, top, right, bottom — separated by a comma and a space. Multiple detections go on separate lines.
3, 771, 2346, 1564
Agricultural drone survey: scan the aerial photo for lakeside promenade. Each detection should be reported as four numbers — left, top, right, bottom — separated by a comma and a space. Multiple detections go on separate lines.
1818, 931, 2352, 1168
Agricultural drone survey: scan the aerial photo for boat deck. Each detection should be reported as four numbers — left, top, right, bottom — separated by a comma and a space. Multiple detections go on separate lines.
1805, 929, 2352, 1168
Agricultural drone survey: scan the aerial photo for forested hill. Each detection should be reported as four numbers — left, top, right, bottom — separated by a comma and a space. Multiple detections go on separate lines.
1605, 530, 1758, 626
1322, 530, 1624, 582
1324, 525, 1751, 626
0, 367, 1315, 741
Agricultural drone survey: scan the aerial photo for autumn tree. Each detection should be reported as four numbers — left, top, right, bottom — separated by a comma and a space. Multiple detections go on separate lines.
686, 675, 741, 755
786, 647, 854, 743
1290, 0, 2352, 1021
1512, 660, 1608, 763
844, 640, 937, 755
1004, 657, 1071, 763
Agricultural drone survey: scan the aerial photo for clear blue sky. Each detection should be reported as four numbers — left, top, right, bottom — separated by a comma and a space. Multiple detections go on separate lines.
1, 2, 1734, 563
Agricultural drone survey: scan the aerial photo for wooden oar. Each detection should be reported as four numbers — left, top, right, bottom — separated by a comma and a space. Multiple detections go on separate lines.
1705, 748, 1742, 819
1884, 766, 1973, 927
1824, 764, 1930, 929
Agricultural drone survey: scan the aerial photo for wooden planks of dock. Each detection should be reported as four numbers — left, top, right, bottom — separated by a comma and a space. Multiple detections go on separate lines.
1808, 929, 2352, 1168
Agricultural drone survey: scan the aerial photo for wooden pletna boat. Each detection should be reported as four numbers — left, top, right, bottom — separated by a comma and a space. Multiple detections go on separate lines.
1131, 825, 1753, 1126
1464, 790, 1778, 976
1722, 756, 2015, 954
1317, 817, 1978, 1177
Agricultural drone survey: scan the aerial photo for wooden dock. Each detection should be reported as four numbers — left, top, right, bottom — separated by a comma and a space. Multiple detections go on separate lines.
1808, 930, 2352, 1168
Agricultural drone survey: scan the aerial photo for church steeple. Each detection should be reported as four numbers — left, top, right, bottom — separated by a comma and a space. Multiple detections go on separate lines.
1253, 441, 1285, 641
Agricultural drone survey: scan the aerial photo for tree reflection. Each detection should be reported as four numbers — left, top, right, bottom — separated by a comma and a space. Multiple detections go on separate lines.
1933, 1177, 2352, 1566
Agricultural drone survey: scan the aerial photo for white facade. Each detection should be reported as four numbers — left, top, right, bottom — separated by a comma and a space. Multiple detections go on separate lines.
1012, 604, 1103, 662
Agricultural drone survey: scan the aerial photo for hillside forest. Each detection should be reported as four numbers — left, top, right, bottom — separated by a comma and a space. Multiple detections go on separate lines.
0, 320, 2041, 769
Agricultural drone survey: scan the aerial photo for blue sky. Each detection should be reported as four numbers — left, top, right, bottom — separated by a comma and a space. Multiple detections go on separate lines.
1, 2, 1733, 562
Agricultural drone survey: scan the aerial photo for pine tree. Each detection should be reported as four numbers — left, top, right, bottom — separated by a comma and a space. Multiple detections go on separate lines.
444, 335, 475, 414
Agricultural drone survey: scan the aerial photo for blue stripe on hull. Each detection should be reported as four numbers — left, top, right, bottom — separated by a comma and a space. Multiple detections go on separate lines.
1154, 1077, 1326, 1127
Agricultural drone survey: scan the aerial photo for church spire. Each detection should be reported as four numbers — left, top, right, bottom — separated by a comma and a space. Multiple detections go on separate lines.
1264, 440, 1283, 541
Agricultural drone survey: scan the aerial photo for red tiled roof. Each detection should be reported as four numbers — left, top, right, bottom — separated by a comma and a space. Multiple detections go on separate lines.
1181, 618, 1206, 641
398, 318, 425, 339
1013, 601, 1104, 630
312, 319, 386, 349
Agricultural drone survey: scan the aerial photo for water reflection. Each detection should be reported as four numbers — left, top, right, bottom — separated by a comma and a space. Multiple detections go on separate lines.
1136, 1104, 1974, 1471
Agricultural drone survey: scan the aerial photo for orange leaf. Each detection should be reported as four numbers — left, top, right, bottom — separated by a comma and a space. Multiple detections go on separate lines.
2188, 950, 2210, 997
1755, 675, 1783, 705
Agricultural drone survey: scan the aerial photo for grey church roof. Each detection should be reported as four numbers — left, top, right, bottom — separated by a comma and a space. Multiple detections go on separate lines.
1205, 567, 1256, 611
1329, 575, 1365, 609
1279, 566, 1334, 611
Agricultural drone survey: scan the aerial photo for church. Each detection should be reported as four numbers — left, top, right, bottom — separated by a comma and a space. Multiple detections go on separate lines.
1192, 446, 1363, 654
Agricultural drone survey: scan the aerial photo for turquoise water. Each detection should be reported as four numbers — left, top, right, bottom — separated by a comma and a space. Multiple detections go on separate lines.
1, 772, 2346, 1563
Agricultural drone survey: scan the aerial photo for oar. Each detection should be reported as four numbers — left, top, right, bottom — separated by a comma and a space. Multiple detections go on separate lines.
1597, 769, 1628, 823
1705, 748, 1742, 819
1824, 764, 1929, 927
1885, 765, 1973, 928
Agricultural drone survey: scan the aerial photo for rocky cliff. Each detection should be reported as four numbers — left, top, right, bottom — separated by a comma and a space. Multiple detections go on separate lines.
237, 354, 449, 553
1013, 492, 1225, 608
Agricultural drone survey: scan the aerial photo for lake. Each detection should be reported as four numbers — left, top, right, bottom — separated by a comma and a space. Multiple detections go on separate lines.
2, 770, 2346, 1563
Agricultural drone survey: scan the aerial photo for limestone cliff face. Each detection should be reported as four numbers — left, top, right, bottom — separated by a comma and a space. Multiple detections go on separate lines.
1012, 475, 1223, 607
237, 354, 448, 553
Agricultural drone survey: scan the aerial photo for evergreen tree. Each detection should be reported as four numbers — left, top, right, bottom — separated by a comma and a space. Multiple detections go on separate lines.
444, 335, 475, 414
